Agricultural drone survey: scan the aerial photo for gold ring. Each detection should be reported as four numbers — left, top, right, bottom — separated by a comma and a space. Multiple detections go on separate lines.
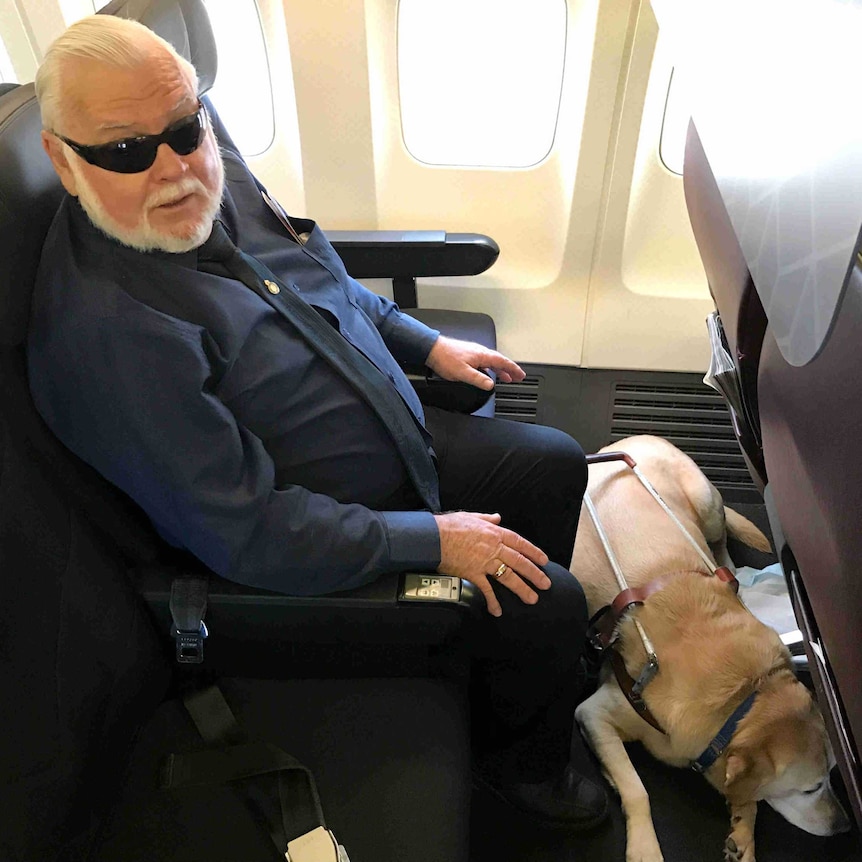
493, 563, 508, 579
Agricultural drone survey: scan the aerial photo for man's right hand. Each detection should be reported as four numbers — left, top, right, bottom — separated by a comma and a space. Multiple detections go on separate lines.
433, 511, 552, 617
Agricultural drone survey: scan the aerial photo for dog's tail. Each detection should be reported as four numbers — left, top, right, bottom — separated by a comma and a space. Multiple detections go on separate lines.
724, 507, 772, 552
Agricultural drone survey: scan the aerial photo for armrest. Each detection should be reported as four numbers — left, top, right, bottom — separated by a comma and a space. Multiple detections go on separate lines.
327, 230, 499, 308
403, 307, 497, 414
328, 231, 500, 416
135, 563, 475, 659
326, 230, 499, 279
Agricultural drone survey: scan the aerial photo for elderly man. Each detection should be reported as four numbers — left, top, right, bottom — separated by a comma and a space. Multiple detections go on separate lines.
28, 15, 606, 829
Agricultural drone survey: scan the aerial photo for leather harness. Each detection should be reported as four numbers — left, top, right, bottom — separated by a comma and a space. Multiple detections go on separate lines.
587, 567, 741, 735
581, 449, 757, 743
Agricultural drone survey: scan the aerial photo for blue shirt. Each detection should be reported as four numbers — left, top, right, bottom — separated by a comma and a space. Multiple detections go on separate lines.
27, 147, 443, 595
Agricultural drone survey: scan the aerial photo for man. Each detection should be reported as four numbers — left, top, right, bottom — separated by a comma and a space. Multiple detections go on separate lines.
28, 15, 606, 830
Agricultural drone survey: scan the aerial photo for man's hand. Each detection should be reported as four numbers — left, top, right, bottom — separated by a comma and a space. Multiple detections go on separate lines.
434, 511, 551, 617
425, 335, 526, 391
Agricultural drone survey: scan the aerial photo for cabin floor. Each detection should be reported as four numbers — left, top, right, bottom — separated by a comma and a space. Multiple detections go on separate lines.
470, 503, 862, 862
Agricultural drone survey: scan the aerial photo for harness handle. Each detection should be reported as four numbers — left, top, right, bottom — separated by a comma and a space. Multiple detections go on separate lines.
585, 452, 720, 575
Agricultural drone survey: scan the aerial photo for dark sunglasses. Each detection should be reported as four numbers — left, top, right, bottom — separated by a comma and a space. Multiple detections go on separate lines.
55, 102, 207, 174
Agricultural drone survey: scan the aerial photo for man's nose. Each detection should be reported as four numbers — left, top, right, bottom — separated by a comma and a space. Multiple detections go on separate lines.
150, 141, 189, 179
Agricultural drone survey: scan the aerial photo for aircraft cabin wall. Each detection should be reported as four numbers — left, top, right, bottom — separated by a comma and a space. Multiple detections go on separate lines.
0, 0, 713, 375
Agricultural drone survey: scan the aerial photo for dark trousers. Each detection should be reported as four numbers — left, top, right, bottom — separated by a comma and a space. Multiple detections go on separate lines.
423, 407, 589, 782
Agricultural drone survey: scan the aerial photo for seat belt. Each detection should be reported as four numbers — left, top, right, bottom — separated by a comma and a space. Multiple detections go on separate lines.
169, 575, 209, 664
161, 685, 349, 862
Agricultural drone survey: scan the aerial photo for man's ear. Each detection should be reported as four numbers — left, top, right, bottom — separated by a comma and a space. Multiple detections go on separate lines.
41, 130, 79, 196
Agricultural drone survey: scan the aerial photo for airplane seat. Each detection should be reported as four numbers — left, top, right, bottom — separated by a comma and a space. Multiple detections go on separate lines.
0, 407, 472, 862
683, 119, 862, 828
683, 121, 768, 489
0, 406, 172, 862
755, 260, 862, 828
0, 16, 488, 684
0, 82, 168, 567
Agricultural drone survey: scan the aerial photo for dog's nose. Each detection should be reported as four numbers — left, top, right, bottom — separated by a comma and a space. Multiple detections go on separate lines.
830, 808, 852, 834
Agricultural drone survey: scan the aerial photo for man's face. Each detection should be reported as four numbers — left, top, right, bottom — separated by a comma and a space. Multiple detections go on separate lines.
42, 46, 224, 253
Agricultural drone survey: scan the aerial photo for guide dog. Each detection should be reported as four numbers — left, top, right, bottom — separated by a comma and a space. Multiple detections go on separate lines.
571, 436, 850, 862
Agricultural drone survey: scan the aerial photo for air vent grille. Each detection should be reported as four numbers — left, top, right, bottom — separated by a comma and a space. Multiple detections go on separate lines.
494, 375, 542, 423
610, 382, 755, 494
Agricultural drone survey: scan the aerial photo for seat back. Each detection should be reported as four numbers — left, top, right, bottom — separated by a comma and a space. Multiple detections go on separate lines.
683, 121, 767, 488
683, 117, 862, 829
756, 261, 862, 827
0, 81, 174, 859
0, 403, 170, 861
0, 84, 165, 563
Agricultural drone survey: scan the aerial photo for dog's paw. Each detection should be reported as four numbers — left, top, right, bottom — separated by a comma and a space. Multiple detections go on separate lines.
626, 834, 664, 862
724, 834, 755, 862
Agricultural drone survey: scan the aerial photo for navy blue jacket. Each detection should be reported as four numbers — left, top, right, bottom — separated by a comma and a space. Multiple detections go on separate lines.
27, 147, 442, 594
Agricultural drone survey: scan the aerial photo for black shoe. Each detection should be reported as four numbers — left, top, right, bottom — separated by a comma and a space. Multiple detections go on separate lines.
474, 763, 609, 831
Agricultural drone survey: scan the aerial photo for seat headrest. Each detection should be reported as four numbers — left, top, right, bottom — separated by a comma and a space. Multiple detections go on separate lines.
0, 85, 65, 347
98, 0, 217, 94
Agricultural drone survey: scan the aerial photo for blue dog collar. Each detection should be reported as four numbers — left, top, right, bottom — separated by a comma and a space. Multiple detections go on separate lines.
691, 691, 757, 774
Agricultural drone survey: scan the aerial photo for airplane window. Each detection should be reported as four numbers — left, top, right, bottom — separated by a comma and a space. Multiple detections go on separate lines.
398, 0, 567, 168
659, 68, 691, 175
0, 35, 15, 84
202, 0, 275, 156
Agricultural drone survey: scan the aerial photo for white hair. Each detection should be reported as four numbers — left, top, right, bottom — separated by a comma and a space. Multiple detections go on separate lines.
35, 15, 199, 132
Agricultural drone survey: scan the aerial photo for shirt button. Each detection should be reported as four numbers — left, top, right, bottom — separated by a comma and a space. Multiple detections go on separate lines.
264, 279, 280, 294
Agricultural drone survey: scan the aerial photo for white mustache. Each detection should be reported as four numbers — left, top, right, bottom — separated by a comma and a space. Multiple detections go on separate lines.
147, 178, 208, 208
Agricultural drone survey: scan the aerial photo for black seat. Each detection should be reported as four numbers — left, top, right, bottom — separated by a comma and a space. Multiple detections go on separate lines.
0, 15, 474, 862
0, 408, 471, 862
0, 3, 488, 668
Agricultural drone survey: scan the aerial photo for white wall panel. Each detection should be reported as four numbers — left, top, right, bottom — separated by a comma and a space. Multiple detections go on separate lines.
584, 0, 712, 371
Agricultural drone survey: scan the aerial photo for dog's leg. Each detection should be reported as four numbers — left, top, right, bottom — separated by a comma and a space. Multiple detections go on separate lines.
576, 686, 664, 862
686, 478, 737, 569
724, 801, 757, 862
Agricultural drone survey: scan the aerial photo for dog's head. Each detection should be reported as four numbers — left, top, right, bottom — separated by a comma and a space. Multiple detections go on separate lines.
721, 678, 850, 836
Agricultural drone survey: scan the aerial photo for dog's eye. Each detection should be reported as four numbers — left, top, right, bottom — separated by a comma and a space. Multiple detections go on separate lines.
802, 782, 824, 795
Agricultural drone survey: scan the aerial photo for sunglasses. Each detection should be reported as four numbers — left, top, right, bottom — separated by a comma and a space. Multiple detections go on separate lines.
55, 102, 207, 174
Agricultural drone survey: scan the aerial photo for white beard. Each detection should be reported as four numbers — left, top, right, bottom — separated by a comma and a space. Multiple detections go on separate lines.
65, 140, 225, 254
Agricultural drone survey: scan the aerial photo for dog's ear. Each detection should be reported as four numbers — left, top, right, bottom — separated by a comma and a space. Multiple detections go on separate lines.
724, 744, 777, 801
725, 751, 750, 788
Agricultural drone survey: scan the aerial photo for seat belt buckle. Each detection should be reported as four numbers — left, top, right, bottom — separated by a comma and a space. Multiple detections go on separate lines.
171, 621, 208, 664
286, 826, 349, 862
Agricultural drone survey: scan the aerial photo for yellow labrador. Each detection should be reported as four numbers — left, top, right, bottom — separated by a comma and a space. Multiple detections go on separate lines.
571, 435, 850, 862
